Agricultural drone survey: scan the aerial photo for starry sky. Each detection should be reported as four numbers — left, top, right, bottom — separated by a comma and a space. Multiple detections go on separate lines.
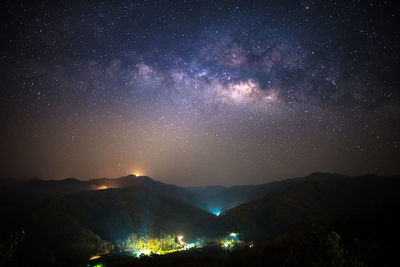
1, 0, 399, 185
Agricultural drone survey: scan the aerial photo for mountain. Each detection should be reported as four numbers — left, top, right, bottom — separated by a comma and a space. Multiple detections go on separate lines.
7, 175, 173, 195
2, 172, 347, 212
0, 175, 200, 208
187, 172, 348, 214
2, 172, 400, 266
0, 177, 18, 187
218, 174, 400, 241
4, 184, 216, 266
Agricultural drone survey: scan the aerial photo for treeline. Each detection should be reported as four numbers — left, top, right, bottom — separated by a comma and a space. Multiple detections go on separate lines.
118, 234, 183, 256
89, 225, 391, 267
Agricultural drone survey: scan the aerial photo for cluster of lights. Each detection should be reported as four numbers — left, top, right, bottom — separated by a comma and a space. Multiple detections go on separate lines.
220, 233, 242, 249
229, 232, 238, 238
124, 234, 190, 258
136, 249, 151, 256
131, 235, 197, 257
88, 232, 252, 265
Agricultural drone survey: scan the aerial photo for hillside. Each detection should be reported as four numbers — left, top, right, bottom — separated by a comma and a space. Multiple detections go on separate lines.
2, 172, 348, 212
188, 172, 348, 214
3, 184, 216, 266
2, 173, 400, 266
218, 175, 400, 241
0, 175, 200, 208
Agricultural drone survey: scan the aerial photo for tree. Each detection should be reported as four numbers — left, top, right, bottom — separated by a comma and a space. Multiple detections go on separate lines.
0, 230, 25, 267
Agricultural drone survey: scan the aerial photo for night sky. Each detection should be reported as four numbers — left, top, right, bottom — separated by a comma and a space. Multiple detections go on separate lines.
1, 0, 399, 185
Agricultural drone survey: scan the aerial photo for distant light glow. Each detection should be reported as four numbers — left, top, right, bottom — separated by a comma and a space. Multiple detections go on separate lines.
89, 255, 101, 260
210, 208, 222, 216
186, 243, 195, 249
124, 234, 186, 257
137, 250, 151, 256
96, 185, 108, 190
177, 235, 184, 245
219, 233, 243, 250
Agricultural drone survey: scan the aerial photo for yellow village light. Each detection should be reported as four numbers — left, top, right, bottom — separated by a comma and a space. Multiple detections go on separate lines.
138, 250, 151, 256
177, 235, 184, 245
89, 255, 101, 260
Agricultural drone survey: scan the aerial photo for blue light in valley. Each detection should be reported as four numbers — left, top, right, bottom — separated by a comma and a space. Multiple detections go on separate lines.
210, 209, 222, 216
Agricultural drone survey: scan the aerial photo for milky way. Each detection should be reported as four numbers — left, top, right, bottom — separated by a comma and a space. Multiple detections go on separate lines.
1, 0, 399, 185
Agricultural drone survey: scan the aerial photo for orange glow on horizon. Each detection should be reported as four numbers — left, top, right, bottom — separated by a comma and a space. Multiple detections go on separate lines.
129, 169, 143, 177
96, 185, 108, 190
131, 171, 141, 177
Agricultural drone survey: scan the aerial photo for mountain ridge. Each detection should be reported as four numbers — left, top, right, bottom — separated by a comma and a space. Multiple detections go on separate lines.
1, 172, 400, 266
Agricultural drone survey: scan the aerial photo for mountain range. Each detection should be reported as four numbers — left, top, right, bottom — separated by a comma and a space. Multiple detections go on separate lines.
1, 172, 399, 266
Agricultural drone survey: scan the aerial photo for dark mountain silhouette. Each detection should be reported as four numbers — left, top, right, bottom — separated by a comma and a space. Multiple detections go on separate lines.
188, 172, 348, 213
2, 172, 347, 212
1, 175, 200, 208
218, 174, 400, 241
0, 177, 18, 187
9, 175, 181, 195
3, 184, 216, 266
1, 172, 400, 266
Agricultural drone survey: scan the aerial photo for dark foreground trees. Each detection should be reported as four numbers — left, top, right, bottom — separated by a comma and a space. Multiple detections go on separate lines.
86, 225, 389, 267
